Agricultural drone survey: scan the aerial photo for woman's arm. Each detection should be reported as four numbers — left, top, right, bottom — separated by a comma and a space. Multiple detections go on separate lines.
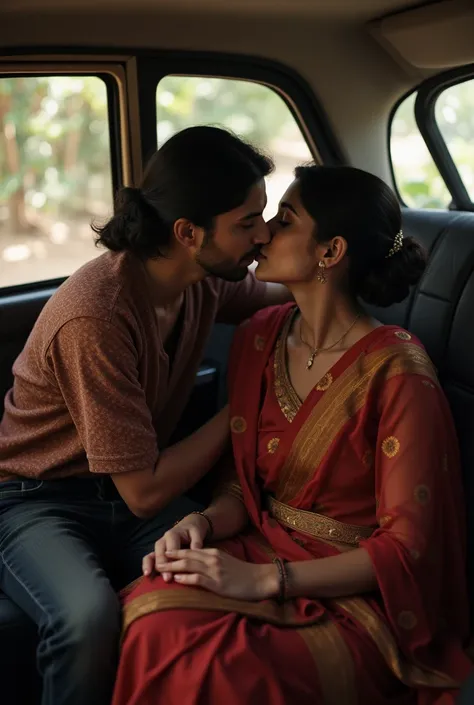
252, 548, 377, 600
203, 492, 249, 541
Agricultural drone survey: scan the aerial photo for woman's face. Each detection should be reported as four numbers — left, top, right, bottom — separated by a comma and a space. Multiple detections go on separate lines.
255, 180, 320, 284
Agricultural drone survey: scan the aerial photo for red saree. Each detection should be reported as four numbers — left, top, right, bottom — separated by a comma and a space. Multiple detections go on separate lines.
113, 304, 472, 705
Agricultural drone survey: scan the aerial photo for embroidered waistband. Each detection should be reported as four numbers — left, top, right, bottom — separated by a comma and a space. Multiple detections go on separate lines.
267, 496, 374, 547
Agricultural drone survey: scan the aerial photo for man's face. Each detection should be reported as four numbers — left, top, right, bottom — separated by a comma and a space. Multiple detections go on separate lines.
195, 180, 271, 281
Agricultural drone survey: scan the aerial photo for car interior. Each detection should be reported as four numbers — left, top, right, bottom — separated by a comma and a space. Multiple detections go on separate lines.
1, 0, 474, 701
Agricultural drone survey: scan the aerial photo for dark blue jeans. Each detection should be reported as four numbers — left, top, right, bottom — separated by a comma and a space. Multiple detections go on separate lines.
0, 477, 201, 705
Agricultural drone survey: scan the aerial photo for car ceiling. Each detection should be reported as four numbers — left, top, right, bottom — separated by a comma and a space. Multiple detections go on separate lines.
0, 0, 432, 22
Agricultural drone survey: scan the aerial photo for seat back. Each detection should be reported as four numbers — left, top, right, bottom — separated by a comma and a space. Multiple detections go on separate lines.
367, 208, 474, 606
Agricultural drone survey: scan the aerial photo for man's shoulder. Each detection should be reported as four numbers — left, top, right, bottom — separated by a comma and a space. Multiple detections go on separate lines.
34, 252, 143, 346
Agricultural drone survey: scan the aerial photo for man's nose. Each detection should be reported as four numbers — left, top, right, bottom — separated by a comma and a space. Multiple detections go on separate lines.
253, 220, 271, 245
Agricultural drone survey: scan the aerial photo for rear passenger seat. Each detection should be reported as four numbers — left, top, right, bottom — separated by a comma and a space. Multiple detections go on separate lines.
0, 208, 473, 701
368, 208, 474, 611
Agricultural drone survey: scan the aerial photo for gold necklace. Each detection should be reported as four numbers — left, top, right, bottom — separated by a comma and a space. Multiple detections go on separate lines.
299, 314, 361, 370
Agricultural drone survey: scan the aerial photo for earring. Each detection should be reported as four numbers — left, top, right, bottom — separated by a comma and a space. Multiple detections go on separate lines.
316, 260, 327, 284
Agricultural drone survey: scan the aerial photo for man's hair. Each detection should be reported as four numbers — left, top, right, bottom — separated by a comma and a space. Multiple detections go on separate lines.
93, 126, 273, 258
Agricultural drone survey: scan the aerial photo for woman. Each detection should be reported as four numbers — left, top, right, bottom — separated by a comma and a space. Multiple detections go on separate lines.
112, 166, 472, 705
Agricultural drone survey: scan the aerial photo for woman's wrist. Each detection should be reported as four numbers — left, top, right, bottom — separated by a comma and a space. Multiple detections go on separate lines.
190, 511, 213, 539
256, 563, 281, 600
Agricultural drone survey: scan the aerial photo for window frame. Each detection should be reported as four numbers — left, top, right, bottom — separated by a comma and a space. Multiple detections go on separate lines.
0, 49, 341, 293
389, 63, 474, 213
135, 50, 344, 170
0, 58, 136, 295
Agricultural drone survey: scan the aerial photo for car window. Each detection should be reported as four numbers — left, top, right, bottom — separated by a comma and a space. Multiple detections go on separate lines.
0, 75, 112, 288
435, 78, 474, 203
156, 75, 313, 219
390, 92, 451, 209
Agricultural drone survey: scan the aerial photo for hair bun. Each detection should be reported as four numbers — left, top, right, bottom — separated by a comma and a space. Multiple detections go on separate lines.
358, 236, 427, 307
94, 186, 166, 257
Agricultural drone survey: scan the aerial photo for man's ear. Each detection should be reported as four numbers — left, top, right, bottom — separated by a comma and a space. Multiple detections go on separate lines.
173, 218, 203, 251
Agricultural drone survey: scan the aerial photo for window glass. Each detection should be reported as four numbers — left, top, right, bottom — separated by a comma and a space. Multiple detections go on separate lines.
390, 92, 451, 209
435, 79, 474, 203
156, 76, 313, 219
0, 75, 112, 287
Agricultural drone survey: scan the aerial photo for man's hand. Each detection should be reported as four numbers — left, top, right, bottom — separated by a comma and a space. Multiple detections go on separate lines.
142, 513, 210, 581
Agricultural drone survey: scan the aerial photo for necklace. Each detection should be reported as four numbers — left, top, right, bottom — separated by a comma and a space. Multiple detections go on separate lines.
299, 314, 361, 370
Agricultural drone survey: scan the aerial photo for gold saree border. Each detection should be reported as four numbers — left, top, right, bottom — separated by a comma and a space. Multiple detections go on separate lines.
121, 588, 325, 640
268, 496, 374, 546
298, 620, 357, 705
276, 343, 438, 503
334, 596, 459, 689
274, 309, 301, 423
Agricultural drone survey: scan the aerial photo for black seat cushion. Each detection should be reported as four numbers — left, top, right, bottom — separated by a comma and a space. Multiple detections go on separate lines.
367, 208, 474, 611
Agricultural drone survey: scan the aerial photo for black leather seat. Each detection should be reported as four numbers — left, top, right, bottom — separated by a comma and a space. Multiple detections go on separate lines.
367, 208, 474, 609
0, 207, 473, 701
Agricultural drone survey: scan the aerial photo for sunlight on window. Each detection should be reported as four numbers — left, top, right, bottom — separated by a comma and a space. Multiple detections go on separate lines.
156, 76, 313, 220
391, 93, 451, 209
0, 75, 113, 287
435, 79, 474, 203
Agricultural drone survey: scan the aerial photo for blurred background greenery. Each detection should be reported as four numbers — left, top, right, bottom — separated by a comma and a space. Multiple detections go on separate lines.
1, 73, 473, 286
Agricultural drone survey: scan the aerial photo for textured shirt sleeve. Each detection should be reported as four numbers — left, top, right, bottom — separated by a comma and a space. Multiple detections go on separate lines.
216, 271, 268, 324
46, 317, 159, 474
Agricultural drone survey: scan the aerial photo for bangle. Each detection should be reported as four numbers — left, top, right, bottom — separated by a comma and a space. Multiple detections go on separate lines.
190, 511, 214, 540
273, 557, 289, 604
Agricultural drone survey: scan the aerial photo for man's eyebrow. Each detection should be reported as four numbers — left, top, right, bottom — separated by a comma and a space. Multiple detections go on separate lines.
240, 210, 263, 221
280, 201, 298, 216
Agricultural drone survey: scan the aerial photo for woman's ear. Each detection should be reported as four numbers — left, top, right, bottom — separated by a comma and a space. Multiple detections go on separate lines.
325, 236, 348, 268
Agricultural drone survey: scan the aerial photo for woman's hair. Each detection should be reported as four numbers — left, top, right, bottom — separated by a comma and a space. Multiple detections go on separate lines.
295, 165, 427, 307
93, 126, 273, 259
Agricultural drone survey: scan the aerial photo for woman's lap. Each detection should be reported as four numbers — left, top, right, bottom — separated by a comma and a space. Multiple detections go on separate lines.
113, 579, 414, 705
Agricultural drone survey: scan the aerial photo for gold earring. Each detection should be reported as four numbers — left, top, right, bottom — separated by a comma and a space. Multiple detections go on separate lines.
316, 260, 327, 284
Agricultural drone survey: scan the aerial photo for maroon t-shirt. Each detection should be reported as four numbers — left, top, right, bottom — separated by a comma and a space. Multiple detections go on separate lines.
0, 251, 267, 481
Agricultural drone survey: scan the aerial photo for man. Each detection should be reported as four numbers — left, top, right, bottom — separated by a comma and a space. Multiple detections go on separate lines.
0, 126, 290, 705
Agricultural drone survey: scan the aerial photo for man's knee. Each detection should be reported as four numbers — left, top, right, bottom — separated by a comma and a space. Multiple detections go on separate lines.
40, 583, 120, 667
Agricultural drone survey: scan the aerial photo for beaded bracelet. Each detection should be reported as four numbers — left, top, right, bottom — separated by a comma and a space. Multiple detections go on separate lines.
190, 511, 214, 540
273, 557, 289, 604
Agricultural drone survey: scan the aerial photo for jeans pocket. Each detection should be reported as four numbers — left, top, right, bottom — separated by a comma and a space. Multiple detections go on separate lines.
0, 480, 43, 501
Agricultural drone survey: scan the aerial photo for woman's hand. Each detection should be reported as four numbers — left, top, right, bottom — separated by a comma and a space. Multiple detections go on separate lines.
155, 547, 279, 601
142, 513, 210, 581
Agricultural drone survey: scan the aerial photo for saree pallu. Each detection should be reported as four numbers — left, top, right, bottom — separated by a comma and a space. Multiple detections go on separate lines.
113, 304, 472, 705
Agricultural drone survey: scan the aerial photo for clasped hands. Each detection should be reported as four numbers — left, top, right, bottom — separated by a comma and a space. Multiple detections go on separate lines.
142, 512, 278, 601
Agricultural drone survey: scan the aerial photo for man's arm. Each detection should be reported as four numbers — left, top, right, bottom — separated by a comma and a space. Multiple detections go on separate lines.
49, 317, 230, 518
112, 406, 230, 518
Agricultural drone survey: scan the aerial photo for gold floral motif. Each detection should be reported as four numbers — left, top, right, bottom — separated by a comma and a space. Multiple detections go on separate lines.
382, 436, 400, 458
395, 331, 412, 341
267, 437, 280, 454
397, 611, 418, 630
410, 549, 420, 561
414, 484, 431, 506
362, 449, 374, 468
230, 416, 247, 434
316, 373, 333, 392
254, 335, 265, 351
276, 342, 438, 503
378, 514, 392, 527
268, 496, 373, 546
